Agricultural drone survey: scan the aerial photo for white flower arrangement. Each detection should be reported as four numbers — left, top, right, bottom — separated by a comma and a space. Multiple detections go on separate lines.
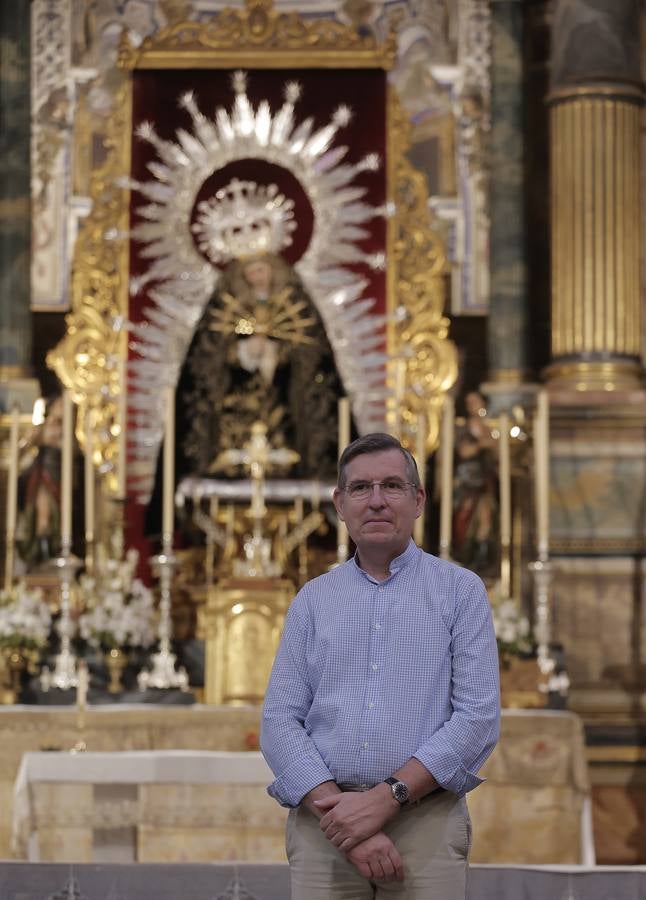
488, 581, 532, 660
78, 548, 156, 651
0, 582, 52, 650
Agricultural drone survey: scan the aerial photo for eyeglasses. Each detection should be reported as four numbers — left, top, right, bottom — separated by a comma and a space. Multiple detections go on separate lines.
343, 479, 417, 500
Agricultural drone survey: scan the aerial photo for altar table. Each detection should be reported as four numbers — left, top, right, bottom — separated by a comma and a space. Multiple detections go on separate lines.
9, 709, 594, 866
13, 750, 286, 863
0, 704, 262, 858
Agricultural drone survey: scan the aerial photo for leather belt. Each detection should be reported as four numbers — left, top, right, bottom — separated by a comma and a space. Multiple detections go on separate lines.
337, 783, 446, 808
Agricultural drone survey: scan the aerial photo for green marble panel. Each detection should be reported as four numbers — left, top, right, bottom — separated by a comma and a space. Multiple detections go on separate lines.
0, 1, 32, 369
488, 0, 528, 379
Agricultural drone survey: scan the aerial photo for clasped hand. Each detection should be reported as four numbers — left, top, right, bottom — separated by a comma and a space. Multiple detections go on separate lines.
314, 790, 403, 883
314, 787, 397, 851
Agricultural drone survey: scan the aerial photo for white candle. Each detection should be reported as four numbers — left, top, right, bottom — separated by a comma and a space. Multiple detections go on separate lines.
394, 359, 406, 439
413, 413, 427, 546
499, 413, 511, 543
6, 407, 19, 537
162, 385, 176, 549
117, 353, 127, 497
338, 396, 350, 452
438, 397, 455, 559
535, 390, 550, 559
5, 407, 19, 590
337, 397, 350, 561
61, 390, 74, 555
84, 409, 95, 561
499, 412, 511, 597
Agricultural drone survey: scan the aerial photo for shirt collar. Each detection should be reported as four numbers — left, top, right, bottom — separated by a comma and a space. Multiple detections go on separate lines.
352, 538, 420, 583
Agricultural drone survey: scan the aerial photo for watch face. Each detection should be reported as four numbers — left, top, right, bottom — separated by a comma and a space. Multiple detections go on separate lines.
392, 781, 409, 804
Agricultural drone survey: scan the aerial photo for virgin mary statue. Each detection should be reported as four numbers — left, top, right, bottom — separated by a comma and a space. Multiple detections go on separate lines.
177, 250, 341, 481
144, 178, 343, 534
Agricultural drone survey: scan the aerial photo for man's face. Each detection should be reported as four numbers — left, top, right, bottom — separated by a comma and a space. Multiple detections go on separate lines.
333, 448, 425, 559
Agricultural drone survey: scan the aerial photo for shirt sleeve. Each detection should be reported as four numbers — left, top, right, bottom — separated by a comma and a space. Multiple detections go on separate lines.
413, 574, 500, 795
260, 592, 334, 807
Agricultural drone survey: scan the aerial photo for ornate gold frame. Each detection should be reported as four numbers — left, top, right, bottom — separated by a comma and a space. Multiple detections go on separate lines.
48, 0, 456, 492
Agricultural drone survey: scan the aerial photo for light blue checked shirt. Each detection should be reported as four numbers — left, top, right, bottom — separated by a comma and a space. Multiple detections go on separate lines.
261, 540, 500, 808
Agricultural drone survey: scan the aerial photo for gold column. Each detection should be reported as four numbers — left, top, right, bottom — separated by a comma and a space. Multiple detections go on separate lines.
547, 85, 642, 390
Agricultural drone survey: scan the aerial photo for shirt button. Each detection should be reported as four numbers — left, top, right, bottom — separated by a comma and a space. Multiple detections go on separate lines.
378, 587, 385, 593
368, 702, 375, 709
371, 664, 379, 672
362, 742, 369, 749
374, 623, 381, 630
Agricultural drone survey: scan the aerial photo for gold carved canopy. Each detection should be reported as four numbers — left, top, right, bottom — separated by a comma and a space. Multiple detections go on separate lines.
48, 0, 457, 496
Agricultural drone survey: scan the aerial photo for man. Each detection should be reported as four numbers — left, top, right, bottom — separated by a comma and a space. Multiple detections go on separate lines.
261, 432, 500, 898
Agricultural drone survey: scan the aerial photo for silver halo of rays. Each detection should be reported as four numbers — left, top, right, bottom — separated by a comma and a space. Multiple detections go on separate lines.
124, 71, 390, 502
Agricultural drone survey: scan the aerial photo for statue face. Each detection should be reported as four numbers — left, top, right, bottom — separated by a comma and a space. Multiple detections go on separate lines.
242, 259, 273, 293
465, 391, 485, 416
42, 398, 64, 445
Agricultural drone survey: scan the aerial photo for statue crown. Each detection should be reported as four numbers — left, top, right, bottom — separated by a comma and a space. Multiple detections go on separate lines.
191, 178, 296, 264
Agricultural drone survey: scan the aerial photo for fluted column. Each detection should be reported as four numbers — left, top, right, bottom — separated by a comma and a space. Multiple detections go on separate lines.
547, 0, 643, 389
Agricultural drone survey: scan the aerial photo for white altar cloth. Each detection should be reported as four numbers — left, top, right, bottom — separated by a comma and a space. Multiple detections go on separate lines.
13, 750, 279, 863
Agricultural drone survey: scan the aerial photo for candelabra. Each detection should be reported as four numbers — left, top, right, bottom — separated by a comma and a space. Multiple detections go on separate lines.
137, 551, 187, 690
529, 556, 557, 693
44, 554, 82, 690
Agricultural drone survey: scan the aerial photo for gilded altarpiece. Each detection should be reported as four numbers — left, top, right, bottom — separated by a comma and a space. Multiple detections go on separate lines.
48, 0, 457, 704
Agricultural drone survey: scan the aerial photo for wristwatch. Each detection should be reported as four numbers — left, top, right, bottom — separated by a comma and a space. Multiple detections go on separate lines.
384, 776, 410, 806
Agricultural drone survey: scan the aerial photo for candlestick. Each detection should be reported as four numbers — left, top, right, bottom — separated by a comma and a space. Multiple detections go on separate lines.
61, 390, 74, 556
46, 553, 81, 690
337, 397, 350, 563
117, 353, 127, 498
162, 385, 176, 552
413, 413, 427, 546
438, 397, 455, 560
499, 412, 511, 598
84, 409, 95, 572
76, 659, 88, 711
534, 390, 550, 560
137, 552, 187, 692
74, 658, 89, 748
4, 407, 19, 591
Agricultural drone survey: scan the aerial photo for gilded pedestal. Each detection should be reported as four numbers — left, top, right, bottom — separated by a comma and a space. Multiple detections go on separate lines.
204, 577, 293, 705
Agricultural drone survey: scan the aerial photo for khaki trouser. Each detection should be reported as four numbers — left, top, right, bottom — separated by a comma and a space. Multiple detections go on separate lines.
286, 789, 471, 900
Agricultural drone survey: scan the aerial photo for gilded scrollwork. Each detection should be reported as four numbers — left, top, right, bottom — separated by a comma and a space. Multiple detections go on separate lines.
47, 81, 132, 491
388, 89, 458, 452
118, 0, 397, 70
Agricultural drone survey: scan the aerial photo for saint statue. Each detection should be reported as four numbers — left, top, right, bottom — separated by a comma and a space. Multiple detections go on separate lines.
16, 397, 64, 567
451, 391, 499, 575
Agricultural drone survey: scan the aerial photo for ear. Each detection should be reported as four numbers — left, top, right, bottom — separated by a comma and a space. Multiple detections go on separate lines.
414, 486, 426, 519
333, 487, 346, 522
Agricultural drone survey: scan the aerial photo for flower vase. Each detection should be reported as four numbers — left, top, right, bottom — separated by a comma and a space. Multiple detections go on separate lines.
499, 654, 544, 709
105, 647, 127, 694
0, 648, 26, 704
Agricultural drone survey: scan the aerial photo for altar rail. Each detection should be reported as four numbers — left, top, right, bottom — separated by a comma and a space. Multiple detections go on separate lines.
0, 863, 643, 900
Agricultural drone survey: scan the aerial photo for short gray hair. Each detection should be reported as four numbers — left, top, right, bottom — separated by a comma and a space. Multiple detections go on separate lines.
338, 433, 421, 489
